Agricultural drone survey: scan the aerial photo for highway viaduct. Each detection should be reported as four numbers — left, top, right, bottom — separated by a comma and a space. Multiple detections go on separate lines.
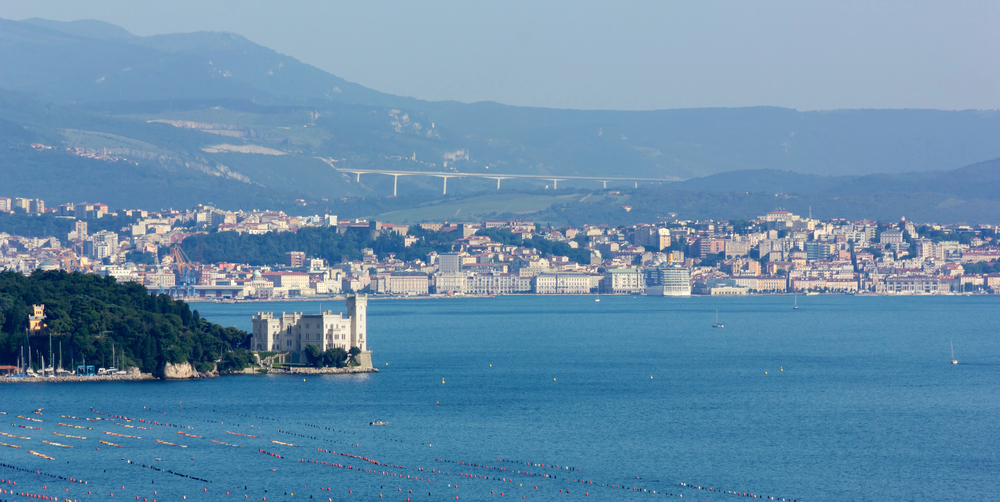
317, 158, 678, 196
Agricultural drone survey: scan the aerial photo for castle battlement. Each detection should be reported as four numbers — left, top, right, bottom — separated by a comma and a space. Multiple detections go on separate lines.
251, 295, 367, 360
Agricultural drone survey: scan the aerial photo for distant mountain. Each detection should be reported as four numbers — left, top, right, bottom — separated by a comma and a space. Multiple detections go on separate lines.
2, 17, 1000, 222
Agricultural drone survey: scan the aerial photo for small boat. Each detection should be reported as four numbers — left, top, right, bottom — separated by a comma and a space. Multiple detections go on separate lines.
594, 294, 600, 302
793, 293, 799, 310
369, 420, 388, 426
951, 339, 958, 365
712, 310, 724, 328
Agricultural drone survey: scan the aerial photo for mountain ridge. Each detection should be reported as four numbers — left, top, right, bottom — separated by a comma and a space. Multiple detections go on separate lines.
1, 17, 999, 223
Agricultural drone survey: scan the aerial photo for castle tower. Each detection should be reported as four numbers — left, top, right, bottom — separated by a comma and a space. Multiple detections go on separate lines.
28, 304, 46, 334
347, 294, 367, 351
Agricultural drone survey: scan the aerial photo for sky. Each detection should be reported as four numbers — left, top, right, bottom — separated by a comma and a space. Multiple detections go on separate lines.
2, 0, 998, 111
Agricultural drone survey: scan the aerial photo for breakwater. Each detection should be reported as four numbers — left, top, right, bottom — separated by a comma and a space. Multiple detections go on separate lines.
0, 373, 156, 384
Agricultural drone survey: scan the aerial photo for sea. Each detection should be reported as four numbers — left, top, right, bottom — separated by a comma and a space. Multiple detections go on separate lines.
1, 295, 998, 502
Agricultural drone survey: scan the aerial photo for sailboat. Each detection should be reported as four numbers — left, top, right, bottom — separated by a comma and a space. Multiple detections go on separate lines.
951, 339, 958, 365
594, 293, 600, 302
712, 310, 724, 328
793, 293, 799, 310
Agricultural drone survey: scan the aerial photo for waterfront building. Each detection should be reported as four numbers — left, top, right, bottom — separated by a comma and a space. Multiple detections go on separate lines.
644, 265, 691, 296
692, 279, 748, 295
533, 272, 593, 294
251, 295, 367, 361
601, 268, 645, 294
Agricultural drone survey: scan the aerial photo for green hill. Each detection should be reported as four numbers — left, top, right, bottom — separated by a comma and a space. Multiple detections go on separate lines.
0, 271, 249, 375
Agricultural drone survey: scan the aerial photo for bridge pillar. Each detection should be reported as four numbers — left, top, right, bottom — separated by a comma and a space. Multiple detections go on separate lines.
356, 172, 361, 183
496, 178, 501, 190
442, 176, 449, 195
602, 181, 607, 189
393, 174, 399, 197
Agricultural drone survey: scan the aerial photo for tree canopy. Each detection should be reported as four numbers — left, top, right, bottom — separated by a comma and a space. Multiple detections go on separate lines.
474, 228, 593, 265
0, 270, 249, 375
180, 226, 456, 266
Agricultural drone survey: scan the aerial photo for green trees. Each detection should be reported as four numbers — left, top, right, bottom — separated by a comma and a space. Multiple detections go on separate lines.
180, 226, 455, 266
0, 270, 250, 375
304, 344, 350, 368
304, 344, 323, 367
474, 228, 593, 265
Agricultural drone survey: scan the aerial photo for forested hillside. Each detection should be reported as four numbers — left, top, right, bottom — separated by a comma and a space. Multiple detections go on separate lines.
0, 271, 249, 375
180, 226, 456, 266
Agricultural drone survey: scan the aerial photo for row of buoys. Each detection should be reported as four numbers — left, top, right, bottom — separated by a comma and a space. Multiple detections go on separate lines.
0, 432, 29, 440
18, 403, 808, 502
211, 409, 280, 422
17, 416, 43, 423
2, 486, 85, 502
276, 428, 355, 447
679, 481, 805, 501
0, 462, 88, 483
98, 440, 122, 448
27, 451, 54, 461
226, 431, 260, 438
94, 408, 190, 429
104, 431, 140, 439
39, 441, 71, 448
120, 458, 210, 483
154, 439, 185, 447
177, 431, 201, 438
11, 423, 40, 431
258, 449, 283, 459
497, 458, 581, 471
57, 422, 91, 430
51, 432, 85, 440
209, 439, 243, 448
0, 442, 20, 449
436, 458, 513, 473
114, 423, 150, 430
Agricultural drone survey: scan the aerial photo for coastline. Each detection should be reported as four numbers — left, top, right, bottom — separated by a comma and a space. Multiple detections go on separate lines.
0, 372, 157, 384
185, 291, 993, 304
0, 367, 378, 383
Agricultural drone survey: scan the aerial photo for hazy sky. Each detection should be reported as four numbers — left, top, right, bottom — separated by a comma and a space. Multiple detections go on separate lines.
2, 0, 998, 111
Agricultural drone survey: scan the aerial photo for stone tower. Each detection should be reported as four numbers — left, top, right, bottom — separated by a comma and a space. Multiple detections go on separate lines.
347, 294, 367, 351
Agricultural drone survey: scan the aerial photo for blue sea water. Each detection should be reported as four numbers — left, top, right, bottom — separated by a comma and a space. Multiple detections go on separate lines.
1, 295, 998, 502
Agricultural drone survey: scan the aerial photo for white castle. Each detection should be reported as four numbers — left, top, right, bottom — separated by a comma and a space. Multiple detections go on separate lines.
251, 295, 367, 359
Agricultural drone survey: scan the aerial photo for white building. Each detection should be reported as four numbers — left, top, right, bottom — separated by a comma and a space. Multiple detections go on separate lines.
644, 266, 691, 296
533, 273, 593, 294
601, 268, 645, 294
251, 295, 367, 362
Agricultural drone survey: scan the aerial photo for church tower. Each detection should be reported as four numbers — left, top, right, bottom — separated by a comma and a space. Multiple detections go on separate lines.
347, 294, 367, 351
